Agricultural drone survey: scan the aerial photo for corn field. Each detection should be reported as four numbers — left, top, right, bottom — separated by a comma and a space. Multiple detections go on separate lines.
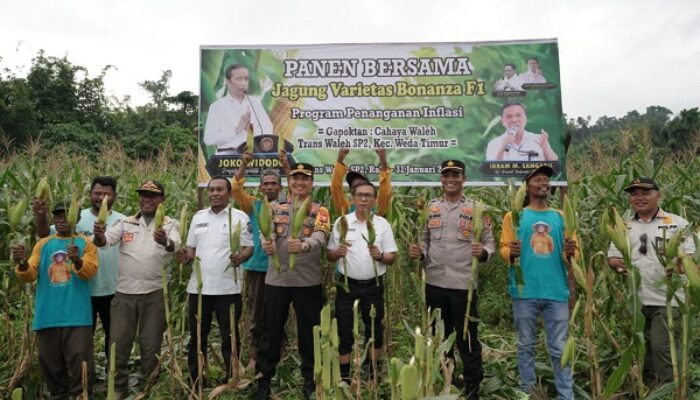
1, 137, 699, 399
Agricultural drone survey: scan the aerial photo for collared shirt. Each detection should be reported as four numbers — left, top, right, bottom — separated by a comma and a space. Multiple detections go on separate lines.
103, 214, 181, 294
185, 206, 253, 295
608, 208, 695, 307
420, 196, 496, 290
50, 208, 126, 296
520, 70, 547, 84
328, 212, 398, 280
486, 130, 549, 161
265, 199, 331, 287
495, 74, 524, 91
203, 94, 273, 151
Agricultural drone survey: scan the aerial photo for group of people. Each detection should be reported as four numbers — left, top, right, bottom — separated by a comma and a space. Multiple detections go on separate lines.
493, 57, 548, 92
11, 147, 695, 400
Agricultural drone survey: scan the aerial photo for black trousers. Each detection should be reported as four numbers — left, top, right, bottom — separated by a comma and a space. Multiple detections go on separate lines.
256, 284, 324, 382
187, 294, 242, 382
91, 294, 113, 358
425, 284, 483, 388
335, 276, 385, 355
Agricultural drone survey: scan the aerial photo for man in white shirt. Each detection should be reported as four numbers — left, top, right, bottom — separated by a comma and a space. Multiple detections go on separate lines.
327, 181, 398, 383
494, 63, 523, 92
203, 64, 274, 155
176, 176, 254, 387
485, 102, 559, 162
520, 57, 547, 84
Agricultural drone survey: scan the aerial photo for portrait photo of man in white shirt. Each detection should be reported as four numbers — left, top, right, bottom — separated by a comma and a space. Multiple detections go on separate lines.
203, 64, 274, 155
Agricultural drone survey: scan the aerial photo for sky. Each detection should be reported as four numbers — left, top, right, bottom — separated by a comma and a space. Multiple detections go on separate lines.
1, 0, 699, 121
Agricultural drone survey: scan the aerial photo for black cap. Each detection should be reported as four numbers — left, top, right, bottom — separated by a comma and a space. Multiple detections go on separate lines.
136, 180, 165, 196
440, 160, 465, 173
624, 177, 659, 192
523, 165, 554, 182
346, 171, 369, 187
52, 201, 69, 214
289, 162, 314, 176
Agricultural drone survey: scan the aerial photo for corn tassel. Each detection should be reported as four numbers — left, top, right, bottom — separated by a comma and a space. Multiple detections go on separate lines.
97, 195, 110, 225
289, 196, 311, 271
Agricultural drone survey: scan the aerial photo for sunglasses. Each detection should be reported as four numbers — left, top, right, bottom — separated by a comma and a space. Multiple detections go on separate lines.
639, 234, 648, 255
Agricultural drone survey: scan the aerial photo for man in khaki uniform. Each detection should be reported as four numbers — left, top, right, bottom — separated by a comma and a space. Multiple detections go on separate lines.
93, 180, 180, 397
255, 162, 331, 400
409, 160, 495, 400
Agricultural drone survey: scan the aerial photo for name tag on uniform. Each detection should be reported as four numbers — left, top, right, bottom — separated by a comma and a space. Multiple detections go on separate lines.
122, 232, 135, 243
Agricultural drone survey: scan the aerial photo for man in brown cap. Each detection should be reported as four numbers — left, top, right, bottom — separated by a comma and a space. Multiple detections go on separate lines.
409, 159, 495, 400
93, 180, 181, 397
608, 177, 695, 383
255, 162, 331, 400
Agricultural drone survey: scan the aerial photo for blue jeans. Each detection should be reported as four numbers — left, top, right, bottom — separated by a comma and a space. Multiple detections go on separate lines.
513, 298, 573, 400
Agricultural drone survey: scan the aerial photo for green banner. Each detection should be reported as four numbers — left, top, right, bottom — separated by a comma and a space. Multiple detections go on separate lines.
198, 40, 566, 186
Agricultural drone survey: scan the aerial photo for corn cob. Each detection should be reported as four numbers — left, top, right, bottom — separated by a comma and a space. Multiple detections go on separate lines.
389, 357, 402, 400
508, 179, 527, 295
9, 198, 28, 232
154, 203, 165, 231
11, 388, 22, 400
560, 336, 576, 368
277, 130, 285, 153
227, 214, 241, 284
179, 204, 189, 244
97, 195, 110, 225
256, 195, 281, 272
339, 213, 350, 292
679, 250, 700, 289
664, 228, 684, 261
400, 359, 420, 400
563, 194, 576, 239
464, 200, 484, 341
289, 196, 311, 271
67, 191, 81, 235
362, 212, 379, 285
605, 207, 630, 260
246, 124, 254, 153
571, 257, 588, 289
35, 176, 53, 206
313, 325, 322, 378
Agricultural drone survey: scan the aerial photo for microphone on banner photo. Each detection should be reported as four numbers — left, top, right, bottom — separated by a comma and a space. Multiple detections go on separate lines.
504, 124, 518, 152
245, 90, 264, 134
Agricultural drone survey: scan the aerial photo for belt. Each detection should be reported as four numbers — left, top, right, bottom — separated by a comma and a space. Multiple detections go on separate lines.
341, 275, 384, 287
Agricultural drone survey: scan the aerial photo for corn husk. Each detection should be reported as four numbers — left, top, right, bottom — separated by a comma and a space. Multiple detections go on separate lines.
339, 212, 350, 291
9, 198, 28, 231
288, 196, 311, 271
560, 335, 576, 368
680, 250, 700, 289
362, 212, 379, 285
389, 358, 402, 400
179, 204, 189, 244
563, 194, 576, 239
226, 212, 242, 284
399, 359, 420, 400
67, 191, 81, 235
35, 177, 53, 207
256, 196, 281, 273
464, 200, 484, 340
605, 207, 630, 260
508, 179, 527, 295
97, 195, 110, 225
154, 203, 165, 231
